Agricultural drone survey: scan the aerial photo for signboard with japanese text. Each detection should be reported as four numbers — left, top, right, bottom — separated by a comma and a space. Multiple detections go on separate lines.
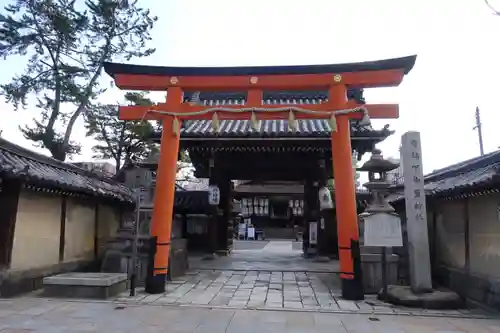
363, 213, 403, 247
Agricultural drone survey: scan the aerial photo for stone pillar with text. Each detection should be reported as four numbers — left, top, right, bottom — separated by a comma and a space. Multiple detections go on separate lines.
401, 131, 432, 292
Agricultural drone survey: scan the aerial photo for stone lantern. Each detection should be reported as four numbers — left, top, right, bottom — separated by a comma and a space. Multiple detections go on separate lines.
357, 149, 403, 295
358, 148, 399, 216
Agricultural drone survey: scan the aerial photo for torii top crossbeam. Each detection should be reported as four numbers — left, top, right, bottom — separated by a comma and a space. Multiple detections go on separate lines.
104, 55, 416, 122
103, 54, 416, 300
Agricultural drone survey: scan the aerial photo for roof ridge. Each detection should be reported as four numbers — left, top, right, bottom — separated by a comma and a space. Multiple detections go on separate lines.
425, 149, 500, 182
0, 137, 124, 187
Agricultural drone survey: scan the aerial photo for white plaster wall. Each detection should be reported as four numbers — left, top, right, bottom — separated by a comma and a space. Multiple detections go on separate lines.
468, 194, 500, 278
9, 191, 61, 270
436, 200, 466, 269
64, 199, 95, 261
96, 204, 120, 255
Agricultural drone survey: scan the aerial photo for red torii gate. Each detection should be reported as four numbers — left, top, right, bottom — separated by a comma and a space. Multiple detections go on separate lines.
104, 55, 416, 300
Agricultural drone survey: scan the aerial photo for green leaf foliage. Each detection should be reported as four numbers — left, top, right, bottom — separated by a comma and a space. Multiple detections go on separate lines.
85, 92, 158, 173
0, 0, 157, 160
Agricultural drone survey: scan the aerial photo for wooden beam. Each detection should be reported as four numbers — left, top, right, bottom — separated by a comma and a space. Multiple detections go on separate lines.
59, 197, 67, 262
114, 69, 405, 91
119, 103, 398, 121
0, 179, 21, 267
94, 203, 99, 259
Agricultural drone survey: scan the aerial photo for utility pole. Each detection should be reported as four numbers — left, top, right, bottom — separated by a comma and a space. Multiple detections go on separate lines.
473, 106, 485, 156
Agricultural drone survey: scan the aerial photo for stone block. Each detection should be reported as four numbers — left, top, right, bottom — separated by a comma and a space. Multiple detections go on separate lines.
384, 285, 465, 309
361, 253, 399, 294
42, 272, 128, 299
435, 265, 500, 311
0, 259, 98, 297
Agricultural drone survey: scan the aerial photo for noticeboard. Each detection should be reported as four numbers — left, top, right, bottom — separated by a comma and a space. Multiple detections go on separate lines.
363, 213, 403, 247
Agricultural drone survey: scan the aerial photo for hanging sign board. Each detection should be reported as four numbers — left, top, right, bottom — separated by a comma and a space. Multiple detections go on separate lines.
309, 221, 318, 245
318, 187, 334, 210
363, 213, 403, 247
208, 185, 220, 205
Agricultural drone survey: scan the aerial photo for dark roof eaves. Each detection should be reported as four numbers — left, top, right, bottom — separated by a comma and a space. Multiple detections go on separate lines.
0, 138, 125, 187
104, 55, 417, 78
424, 150, 500, 183
0, 138, 133, 202
150, 127, 392, 141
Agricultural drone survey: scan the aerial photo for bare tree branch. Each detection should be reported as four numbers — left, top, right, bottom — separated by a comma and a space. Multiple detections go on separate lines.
485, 0, 500, 15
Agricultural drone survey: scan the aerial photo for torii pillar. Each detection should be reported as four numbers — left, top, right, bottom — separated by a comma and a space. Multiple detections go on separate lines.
145, 88, 182, 293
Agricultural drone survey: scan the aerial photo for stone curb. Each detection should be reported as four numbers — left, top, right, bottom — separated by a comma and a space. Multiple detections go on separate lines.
108, 299, 498, 320
8, 296, 498, 320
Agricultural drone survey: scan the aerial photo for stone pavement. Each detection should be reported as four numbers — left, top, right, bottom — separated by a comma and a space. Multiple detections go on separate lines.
115, 269, 492, 317
1, 297, 500, 333
114, 240, 494, 318
189, 240, 339, 272
4, 240, 497, 332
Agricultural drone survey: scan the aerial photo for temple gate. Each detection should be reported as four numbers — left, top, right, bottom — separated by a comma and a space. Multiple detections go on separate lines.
104, 55, 416, 300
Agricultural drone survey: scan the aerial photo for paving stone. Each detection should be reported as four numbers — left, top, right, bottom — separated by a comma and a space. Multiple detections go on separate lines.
355, 301, 375, 311
239, 284, 255, 289
264, 302, 283, 308
247, 301, 266, 307
141, 294, 163, 303
336, 300, 359, 311
284, 301, 303, 309
228, 300, 248, 307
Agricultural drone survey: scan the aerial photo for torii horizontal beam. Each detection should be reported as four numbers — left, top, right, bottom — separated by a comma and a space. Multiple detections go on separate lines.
119, 103, 399, 121
113, 69, 404, 91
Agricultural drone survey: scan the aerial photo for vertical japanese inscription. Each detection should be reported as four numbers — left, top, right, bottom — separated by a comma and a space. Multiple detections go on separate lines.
401, 131, 432, 292
409, 140, 425, 223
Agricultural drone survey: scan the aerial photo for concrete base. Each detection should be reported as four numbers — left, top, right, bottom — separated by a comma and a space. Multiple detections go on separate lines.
361, 253, 398, 294
383, 285, 465, 309
0, 259, 99, 298
42, 273, 127, 300
436, 265, 500, 311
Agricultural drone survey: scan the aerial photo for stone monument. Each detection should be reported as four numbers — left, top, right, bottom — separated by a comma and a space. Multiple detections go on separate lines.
400, 131, 432, 292
384, 131, 463, 308
358, 149, 402, 294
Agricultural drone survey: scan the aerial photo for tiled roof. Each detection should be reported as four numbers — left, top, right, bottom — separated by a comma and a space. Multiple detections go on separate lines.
177, 89, 388, 139
182, 89, 365, 105
104, 55, 417, 78
423, 150, 500, 193
389, 150, 500, 202
0, 138, 134, 203
181, 119, 391, 138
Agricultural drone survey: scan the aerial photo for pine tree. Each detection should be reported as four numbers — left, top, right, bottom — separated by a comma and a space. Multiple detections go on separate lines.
85, 92, 157, 173
0, 0, 157, 160
485, 0, 500, 15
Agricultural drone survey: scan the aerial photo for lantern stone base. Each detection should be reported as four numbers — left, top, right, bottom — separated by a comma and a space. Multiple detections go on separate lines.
361, 252, 399, 294
383, 285, 465, 309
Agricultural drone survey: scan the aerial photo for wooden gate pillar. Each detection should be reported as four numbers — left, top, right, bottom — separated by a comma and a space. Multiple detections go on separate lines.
216, 178, 232, 255
145, 89, 182, 294
330, 87, 364, 300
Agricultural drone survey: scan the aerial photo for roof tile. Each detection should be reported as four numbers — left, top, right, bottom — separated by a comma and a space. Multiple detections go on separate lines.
181, 119, 385, 138
0, 138, 134, 203
389, 150, 500, 202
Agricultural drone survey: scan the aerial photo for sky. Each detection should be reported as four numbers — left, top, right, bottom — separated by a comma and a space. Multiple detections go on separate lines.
1, 0, 500, 175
